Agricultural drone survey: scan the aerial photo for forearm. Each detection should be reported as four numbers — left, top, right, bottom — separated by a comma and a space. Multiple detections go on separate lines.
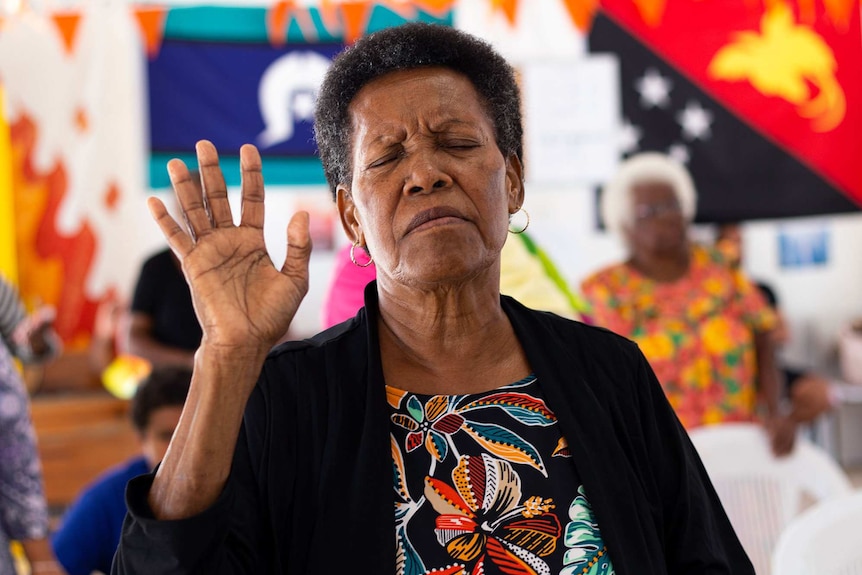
148, 344, 269, 520
88, 335, 115, 375
127, 332, 196, 369
21, 539, 64, 575
754, 332, 783, 416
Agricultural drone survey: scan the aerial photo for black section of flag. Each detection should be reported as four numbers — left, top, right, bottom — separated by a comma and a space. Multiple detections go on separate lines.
587, 13, 859, 223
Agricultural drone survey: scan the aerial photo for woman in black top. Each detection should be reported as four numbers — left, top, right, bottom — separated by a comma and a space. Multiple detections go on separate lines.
113, 23, 751, 575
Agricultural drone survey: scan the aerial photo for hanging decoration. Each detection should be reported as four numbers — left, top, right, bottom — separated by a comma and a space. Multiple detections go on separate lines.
133, 6, 168, 58
50, 11, 82, 54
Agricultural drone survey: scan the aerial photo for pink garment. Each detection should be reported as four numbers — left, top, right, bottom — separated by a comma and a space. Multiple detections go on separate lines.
322, 244, 376, 329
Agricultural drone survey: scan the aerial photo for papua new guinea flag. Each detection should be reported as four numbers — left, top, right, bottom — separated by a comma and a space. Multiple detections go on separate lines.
588, 0, 861, 222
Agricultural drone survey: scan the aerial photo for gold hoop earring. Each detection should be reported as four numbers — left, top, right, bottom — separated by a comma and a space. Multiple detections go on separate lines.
508, 207, 530, 234
350, 240, 374, 268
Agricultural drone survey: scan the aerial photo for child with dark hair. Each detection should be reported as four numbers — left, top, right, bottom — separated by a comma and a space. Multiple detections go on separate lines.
52, 367, 191, 575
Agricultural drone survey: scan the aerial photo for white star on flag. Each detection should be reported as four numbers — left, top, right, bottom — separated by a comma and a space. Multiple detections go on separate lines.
676, 100, 713, 141
668, 143, 690, 165
635, 68, 672, 109
619, 119, 642, 154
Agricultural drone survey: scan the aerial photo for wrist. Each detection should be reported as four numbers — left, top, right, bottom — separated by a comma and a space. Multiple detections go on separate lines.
197, 340, 271, 366
760, 398, 791, 420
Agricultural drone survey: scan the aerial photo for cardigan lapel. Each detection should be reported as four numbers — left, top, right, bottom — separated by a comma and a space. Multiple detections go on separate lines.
502, 296, 664, 575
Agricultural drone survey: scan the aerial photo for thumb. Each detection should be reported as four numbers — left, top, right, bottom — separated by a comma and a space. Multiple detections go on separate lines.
281, 211, 312, 281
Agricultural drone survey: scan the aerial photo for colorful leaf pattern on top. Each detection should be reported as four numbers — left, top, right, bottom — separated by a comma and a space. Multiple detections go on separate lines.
561, 486, 613, 575
389, 376, 615, 575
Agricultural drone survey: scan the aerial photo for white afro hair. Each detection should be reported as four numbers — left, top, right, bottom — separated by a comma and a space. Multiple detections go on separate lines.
600, 152, 697, 237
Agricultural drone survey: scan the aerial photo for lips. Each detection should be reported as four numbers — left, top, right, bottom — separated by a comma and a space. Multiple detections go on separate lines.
404, 206, 467, 235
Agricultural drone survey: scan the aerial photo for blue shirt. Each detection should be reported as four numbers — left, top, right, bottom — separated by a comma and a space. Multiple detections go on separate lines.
52, 456, 149, 575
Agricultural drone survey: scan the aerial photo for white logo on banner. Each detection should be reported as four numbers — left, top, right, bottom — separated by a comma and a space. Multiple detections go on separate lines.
257, 51, 332, 148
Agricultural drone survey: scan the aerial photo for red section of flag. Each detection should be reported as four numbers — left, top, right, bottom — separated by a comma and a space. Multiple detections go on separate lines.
11, 114, 99, 347
598, 0, 862, 205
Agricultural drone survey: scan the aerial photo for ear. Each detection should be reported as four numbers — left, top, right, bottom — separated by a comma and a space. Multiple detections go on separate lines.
505, 154, 525, 213
336, 184, 363, 244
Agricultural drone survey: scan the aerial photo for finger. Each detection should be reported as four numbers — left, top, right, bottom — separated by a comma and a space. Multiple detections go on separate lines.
168, 159, 210, 239
147, 196, 194, 257
239, 144, 265, 229
196, 140, 234, 228
281, 211, 312, 285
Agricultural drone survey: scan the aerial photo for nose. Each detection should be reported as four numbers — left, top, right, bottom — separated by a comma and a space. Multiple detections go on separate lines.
402, 149, 452, 195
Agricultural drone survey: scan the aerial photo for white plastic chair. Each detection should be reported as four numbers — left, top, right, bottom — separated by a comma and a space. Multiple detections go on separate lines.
772, 489, 862, 575
689, 422, 853, 575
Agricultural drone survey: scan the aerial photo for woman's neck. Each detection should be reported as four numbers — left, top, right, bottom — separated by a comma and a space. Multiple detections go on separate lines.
375, 274, 529, 395
628, 243, 691, 283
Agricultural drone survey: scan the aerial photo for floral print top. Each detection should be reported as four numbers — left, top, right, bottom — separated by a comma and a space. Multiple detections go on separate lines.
388, 376, 615, 575
581, 244, 776, 429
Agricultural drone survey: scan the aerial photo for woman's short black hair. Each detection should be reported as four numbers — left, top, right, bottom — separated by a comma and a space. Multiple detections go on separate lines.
314, 22, 523, 199
130, 366, 191, 433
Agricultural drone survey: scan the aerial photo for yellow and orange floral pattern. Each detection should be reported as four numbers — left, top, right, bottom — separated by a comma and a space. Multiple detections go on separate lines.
581, 244, 776, 429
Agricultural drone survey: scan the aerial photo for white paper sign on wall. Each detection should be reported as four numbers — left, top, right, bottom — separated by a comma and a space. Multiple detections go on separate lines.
522, 55, 621, 186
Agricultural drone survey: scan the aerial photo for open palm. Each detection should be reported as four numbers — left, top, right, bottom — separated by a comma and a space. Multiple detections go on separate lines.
149, 141, 311, 353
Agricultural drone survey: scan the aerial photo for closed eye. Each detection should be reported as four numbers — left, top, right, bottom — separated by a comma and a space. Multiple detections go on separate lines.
366, 151, 402, 169
442, 140, 481, 150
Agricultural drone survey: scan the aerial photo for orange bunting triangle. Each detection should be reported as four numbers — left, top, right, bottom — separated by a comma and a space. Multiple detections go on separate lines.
822, 0, 856, 30
267, 0, 295, 46
632, 0, 667, 27
411, 0, 457, 17
318, 0, 342, 37
51, 11, 82, 55
490, 0, 519, 27
133, 6, 167, 58
379, 0, 418, 20
340, 1, 374, 43
560, 0, 599, 31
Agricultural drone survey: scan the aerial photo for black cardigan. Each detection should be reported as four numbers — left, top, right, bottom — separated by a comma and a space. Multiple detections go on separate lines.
113, 286, 752, 575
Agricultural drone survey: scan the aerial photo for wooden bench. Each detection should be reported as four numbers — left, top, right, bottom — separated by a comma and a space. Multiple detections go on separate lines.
30, 392, 140, 510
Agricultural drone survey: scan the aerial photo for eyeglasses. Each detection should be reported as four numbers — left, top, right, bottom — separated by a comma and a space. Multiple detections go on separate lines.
633, 198, 682, 221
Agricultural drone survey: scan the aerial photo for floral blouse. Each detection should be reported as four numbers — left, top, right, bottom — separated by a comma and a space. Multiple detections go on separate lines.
388, 376, 615, 575
581, 244, 776, 429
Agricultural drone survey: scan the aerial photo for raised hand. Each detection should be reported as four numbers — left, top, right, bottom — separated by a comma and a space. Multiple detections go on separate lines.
149, 141, 311, 355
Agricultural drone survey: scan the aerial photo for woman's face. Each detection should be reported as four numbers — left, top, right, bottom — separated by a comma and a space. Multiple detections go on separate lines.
337, 67, 524, 289
624, 181, 687, 257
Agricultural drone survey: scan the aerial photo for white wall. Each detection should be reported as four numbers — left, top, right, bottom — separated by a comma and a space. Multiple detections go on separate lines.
743, 214, 862, 370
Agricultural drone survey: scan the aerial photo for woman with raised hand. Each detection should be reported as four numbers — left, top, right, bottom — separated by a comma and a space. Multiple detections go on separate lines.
113, 23, 751, 575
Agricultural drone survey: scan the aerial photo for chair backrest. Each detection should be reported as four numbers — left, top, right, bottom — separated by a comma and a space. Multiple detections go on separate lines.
689, 423, 854, 575
772, 489, 862, 575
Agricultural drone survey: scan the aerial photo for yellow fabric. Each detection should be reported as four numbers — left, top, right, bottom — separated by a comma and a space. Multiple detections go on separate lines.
500, 234, 577, 319
0, 86, 17, 284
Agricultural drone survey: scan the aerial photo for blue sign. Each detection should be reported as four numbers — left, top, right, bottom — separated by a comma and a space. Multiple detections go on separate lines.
149, 40, 343, 158
778, 224, 830, 269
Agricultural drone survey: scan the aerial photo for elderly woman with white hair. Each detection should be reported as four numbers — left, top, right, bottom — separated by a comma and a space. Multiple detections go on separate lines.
581, 152, 796, 455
